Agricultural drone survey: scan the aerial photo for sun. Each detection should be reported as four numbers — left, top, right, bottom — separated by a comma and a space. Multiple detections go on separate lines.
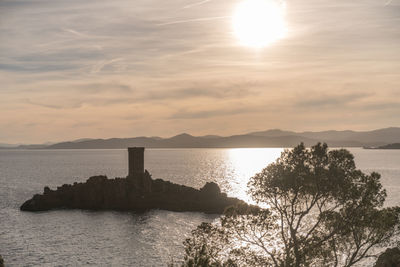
232, 0, 287, 48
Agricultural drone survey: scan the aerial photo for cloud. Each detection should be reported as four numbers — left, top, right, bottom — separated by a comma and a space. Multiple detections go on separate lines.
169, 107, 252, 119
90, 58, 125, 74
24, 98, 82, 109
358, 101, 400, 111
168, 101, 269, 119
77, 82, 134, 94
157, 16, 229, 26
295, 92, 372, 108
182, 0, 213, 9
0, 0, 399, 142
142, 83, 258, 101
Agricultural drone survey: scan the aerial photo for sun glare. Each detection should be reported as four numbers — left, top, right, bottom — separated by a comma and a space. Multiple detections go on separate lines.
232, 0, 287, 48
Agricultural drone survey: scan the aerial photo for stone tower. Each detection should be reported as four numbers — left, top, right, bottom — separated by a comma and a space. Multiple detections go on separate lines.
128, 147, 145, 179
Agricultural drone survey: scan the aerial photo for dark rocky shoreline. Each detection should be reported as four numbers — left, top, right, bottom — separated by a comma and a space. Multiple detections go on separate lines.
20, 170, 246, 214
363, 143, 400, 149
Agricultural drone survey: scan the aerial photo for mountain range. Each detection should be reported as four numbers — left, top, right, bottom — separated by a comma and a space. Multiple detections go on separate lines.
2, 127, 399, 149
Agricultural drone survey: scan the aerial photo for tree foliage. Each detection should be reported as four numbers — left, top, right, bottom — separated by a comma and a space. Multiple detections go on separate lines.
181, 143, 400, 267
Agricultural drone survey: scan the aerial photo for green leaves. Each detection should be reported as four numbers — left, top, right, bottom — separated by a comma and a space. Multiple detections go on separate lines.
180, 143, 400, 267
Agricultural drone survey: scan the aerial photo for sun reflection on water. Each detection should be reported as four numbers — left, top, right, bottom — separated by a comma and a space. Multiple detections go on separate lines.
225, 148, 283, 203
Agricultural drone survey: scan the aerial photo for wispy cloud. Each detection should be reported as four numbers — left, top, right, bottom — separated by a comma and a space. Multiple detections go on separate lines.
170, 106, 256, 119
182, 0, 213, 9
63, 28, 91, 38
0, 0, 399, 142
385, 0, 393, 6
295, 92, 372, 109
157, 16, 229, 26
90, 58, 124, 74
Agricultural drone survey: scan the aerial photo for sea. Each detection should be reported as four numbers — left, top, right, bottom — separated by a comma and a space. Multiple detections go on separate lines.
0, 148, 399, 266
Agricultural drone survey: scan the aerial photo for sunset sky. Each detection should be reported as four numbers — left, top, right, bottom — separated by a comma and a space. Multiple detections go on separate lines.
1, 0, 399, 143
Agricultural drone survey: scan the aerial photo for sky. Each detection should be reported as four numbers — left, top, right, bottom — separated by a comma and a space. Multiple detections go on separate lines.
0, 0, 399, 143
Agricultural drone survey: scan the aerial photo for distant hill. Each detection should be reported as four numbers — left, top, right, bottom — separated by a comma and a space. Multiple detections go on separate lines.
248, 127, 400, 144
2, 127, 399, 149
0, 143, 19, 148
0, 142, 53, 149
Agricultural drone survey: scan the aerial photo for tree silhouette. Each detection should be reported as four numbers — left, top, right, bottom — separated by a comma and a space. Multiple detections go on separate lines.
182, 143, 400, 267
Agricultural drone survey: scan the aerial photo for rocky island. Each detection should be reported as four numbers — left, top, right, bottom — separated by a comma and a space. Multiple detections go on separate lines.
20, 147, 246, 214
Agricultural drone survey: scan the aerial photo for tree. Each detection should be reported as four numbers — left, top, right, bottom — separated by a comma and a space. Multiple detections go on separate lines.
181, 143, 400, 267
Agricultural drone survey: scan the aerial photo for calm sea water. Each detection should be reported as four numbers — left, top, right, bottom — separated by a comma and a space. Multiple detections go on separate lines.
0, 148, 399, 266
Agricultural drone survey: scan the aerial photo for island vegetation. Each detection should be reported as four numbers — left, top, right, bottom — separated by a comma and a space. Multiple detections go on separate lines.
178, 143, 400, 266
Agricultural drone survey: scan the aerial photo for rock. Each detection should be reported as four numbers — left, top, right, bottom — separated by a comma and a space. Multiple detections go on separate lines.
200, 182, 221, 197
374, 247, 400, 267
0, 254, 4, 267
20, 171, 247, 214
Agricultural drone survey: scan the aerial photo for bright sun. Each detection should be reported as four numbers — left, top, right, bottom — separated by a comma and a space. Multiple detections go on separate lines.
232, 0, 287, 48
